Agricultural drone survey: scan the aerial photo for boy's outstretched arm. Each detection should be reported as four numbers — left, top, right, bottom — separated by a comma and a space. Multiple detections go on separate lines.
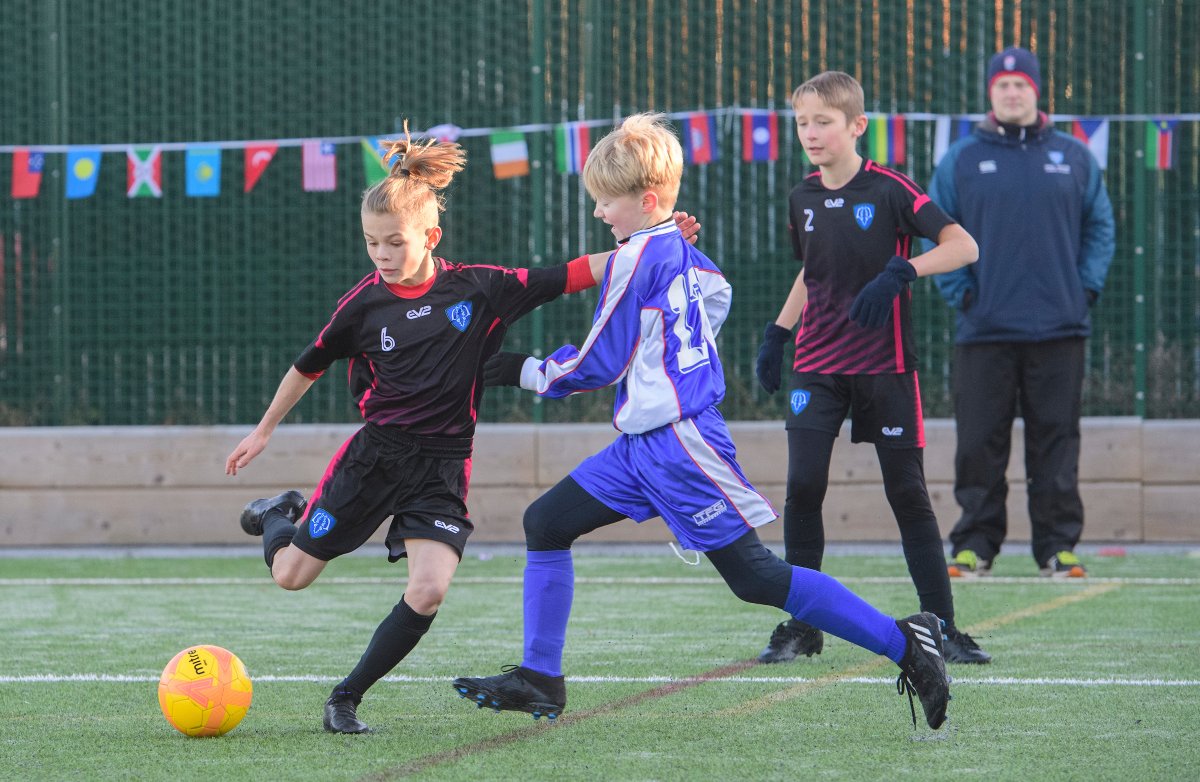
225, 367, 316, 475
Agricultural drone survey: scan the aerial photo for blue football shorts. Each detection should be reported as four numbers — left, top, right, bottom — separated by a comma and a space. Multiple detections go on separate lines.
569, 406, 777, 552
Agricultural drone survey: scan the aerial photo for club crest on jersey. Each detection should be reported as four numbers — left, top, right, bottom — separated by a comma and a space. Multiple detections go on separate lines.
445, 301, 472, 332
853, 203, 875, 230
790, 389, 811, 415
309, 509, 336, 538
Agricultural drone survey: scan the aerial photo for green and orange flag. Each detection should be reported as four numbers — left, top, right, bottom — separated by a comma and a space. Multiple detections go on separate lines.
362, 137, 390, 186
1145, 120, 1177, 171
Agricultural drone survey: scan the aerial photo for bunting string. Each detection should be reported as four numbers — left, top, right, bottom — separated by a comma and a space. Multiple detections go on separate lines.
6, 108, 1198, 200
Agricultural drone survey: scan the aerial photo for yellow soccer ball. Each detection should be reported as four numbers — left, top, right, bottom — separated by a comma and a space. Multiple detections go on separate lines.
158, 645, 253, 737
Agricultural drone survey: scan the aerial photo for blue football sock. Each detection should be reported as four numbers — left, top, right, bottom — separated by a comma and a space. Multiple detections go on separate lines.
521, 550, 575, 677
784, 566, 906, 662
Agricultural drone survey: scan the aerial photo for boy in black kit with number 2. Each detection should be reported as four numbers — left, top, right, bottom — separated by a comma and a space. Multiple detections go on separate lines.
755, 71, 992, 665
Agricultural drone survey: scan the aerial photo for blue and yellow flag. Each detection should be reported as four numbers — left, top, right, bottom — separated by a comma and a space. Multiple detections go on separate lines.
66, 149, 101, 199
185, 148, 222, 197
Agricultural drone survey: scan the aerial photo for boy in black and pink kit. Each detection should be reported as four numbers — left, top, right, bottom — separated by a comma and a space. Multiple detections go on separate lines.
755, 71, 992, 665
223, 128, 701, 734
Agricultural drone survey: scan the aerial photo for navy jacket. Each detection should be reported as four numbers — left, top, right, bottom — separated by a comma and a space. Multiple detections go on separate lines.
927, 113, 1115, 344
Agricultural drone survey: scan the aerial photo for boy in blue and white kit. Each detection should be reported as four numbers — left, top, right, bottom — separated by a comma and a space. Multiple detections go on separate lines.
452, 113, 952, 730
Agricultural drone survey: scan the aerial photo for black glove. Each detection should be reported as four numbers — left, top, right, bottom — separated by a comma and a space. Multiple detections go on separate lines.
755, 323, 793, 394
849, 255, 917, 328
483, 351, 532, 387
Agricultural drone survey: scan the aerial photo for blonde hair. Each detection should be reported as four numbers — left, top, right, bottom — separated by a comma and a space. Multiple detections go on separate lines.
791, 71, 865, 122
361, 121, 467, 223
582, 112, 683, 205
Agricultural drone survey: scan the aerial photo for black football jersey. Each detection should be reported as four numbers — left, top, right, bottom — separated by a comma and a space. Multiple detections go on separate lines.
294, 259, 569, 437
787, 159, 953, 374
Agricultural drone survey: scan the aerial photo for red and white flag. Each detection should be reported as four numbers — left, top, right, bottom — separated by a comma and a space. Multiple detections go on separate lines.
244, 144, 278, 192
302, 140, 337, 191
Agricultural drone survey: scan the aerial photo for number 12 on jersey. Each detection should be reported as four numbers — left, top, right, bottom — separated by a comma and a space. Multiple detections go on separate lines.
667, 268, 711, 373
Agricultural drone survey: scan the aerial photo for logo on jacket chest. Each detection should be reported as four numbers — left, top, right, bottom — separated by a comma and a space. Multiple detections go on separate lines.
1044, 150, 1072, 174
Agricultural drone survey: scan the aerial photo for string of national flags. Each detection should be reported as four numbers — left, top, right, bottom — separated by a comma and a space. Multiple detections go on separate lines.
5, 109, 1195, 200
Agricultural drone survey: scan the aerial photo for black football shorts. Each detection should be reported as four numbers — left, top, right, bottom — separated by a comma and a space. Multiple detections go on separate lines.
290, 424, 474, 562
785, 371, 926, 448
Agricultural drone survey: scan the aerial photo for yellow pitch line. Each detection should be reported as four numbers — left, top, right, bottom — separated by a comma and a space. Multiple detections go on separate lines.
714, 582, 1121, 718
961, 581, 1121, 632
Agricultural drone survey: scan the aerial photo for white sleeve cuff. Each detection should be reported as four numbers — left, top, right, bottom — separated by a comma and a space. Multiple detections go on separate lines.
519, 356, 542, 391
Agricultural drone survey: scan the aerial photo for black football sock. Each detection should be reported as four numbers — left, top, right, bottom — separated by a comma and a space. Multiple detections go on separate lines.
262, 510, 296, 568
900, 532, 956, 628
338, 596, 436, 698
783, 509, 825, 571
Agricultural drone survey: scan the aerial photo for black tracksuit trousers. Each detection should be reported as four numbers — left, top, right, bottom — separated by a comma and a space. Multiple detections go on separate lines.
949, 337, 1086, 567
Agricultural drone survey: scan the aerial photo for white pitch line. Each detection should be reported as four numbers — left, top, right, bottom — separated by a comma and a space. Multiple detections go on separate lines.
1, 575, 1197, 586
4, 673, 1198, 687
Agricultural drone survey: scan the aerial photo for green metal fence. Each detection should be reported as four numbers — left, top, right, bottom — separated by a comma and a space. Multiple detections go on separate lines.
1, 0, 1196, 426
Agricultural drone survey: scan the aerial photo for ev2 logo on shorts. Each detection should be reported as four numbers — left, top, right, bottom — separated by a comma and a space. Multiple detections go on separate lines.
790, 389, 810, 415
309, 509, 336, 538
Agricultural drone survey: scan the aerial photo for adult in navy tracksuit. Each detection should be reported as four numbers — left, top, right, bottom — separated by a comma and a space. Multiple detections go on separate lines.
928, 47, 1115, 579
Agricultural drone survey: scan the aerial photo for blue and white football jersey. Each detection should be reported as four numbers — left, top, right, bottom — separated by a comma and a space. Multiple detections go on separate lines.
525, 220, 732, 434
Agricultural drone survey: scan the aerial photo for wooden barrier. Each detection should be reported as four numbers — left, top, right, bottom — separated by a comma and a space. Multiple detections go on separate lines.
1, 418, 1197, 547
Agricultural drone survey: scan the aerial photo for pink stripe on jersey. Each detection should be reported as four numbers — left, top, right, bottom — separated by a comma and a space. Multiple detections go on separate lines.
912, 194, 931, 213
456, 260, 530, 286
317, 273, 377, 347
356, 358, 380, 418
891, 235, 911, 372
337, 272, 378, 307
891, 296, 906, 372
307, 430, 359, 515
866, 159, 923, 199
913, 372, 926, 448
